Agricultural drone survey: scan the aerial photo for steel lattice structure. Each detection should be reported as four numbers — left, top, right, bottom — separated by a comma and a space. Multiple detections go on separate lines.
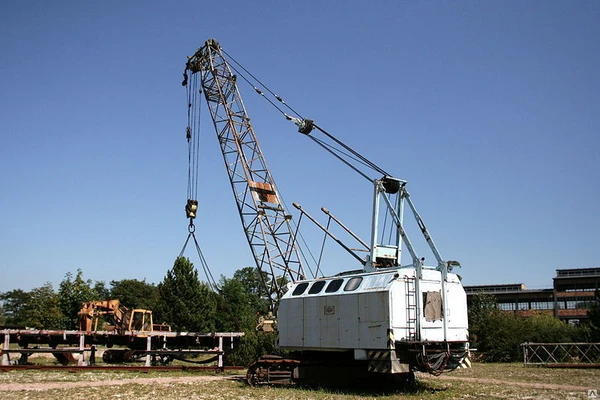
522, 342, 600, 366
184, 39, 305, 306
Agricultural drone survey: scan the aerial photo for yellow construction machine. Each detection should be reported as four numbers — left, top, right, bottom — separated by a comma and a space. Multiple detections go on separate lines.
78, 300, 170, 334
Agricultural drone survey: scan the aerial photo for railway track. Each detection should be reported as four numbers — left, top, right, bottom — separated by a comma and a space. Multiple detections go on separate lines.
0, 364, 245, 372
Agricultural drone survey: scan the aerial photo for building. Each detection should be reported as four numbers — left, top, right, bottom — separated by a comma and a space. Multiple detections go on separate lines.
465, 267, 600, 322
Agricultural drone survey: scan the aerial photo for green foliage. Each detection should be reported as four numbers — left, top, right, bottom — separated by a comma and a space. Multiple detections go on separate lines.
217, 277, 257, 332
226, 331, 279, 366
467, 292, 498, 346
23, 283, 65, 329
92, 281, 110, 299
109, 279, 159, 310
524, 312, 578, 343
217, 267, 271, 332
588, 292, 600, 341
0, 284, 65, 329
58, 269, 100, 329
232, 267, 270, 300
215, 267, 288, 366
469, 292, 580, 362
155, 257, 218, 331
0, 289, 31, 327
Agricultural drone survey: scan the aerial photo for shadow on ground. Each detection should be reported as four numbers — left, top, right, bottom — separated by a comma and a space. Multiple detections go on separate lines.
231, 374, 448, 397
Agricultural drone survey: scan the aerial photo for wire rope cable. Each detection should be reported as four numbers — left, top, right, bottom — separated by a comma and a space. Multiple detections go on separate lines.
220, 48, 392, 180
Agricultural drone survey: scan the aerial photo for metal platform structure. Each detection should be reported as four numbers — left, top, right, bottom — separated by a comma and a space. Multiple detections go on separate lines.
1, 329, 244, 368
522, 342, 600, 368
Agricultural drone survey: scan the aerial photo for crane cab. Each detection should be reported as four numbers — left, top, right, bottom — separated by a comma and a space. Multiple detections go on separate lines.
278, 267, 469, 374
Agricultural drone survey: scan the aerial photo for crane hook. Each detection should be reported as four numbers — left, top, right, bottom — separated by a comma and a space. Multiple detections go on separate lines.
186, 199, 198, 219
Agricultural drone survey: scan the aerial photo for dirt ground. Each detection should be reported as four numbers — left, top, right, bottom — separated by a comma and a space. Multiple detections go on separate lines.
0, 374, 232, 392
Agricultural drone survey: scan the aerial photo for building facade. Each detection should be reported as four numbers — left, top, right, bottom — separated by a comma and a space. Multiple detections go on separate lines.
465, 267, 600, 322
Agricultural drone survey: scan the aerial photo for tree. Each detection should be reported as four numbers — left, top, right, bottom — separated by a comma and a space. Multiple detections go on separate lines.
233, 267, 271, 310
58, 269, 97, 329
216, 267, 285, 366
110, 279, 159, 310
155, 257, 218, 332
469, 292, 580, 362
226, 331, 279, 367
588, 290, 600, 342
22, 283, 65, 329
0, 289, 31, 327
468, 292, 498, 348
217, 276, 268, 332
0, 285, 66, 329
93, 281, 111, 299
477, 311, 524, 362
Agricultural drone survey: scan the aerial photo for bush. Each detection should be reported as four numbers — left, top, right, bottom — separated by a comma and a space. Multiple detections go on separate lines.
226, 331, 279, 366
469, 293, 581, 362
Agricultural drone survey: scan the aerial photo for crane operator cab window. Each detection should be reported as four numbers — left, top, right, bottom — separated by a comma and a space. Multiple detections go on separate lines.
308, 280, 327, 294
325, 279, 344, 293
292, 282, 310, 296
343, 276, 363, 291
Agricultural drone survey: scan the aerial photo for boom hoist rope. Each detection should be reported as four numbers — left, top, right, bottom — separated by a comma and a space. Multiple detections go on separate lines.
177, 69, 218, 291
220, 48, 455, 272
221, 48, 391, 182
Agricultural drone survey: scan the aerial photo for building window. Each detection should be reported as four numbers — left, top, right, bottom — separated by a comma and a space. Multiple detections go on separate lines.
530, 301, 553, 310
498, 302, 516, 311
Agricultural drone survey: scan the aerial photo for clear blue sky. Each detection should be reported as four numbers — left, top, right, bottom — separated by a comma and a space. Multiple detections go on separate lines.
1, 1, 598, 293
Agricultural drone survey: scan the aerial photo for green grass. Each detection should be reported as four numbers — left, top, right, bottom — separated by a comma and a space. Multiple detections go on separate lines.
0, 362, 598, 399
447, 362, 600, 387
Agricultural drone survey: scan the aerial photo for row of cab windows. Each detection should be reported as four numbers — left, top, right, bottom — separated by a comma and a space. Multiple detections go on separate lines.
291, 276, 363, 296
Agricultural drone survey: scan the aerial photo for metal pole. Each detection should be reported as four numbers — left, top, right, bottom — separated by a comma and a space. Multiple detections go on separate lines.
397, 193, 404, 266
146, 336, 152, 367
78, 334, 86, 366
2, 330, 10, 366
368, 180, 380, 271
218, 336, 224, 369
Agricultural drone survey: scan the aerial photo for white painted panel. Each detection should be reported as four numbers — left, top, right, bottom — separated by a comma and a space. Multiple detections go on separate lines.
445, 280, 469, 342
421, 326, 444, 342
279, 298, 304, 347
320, 295, 339, 348
303, 297, 320, 348
358, 291, 389, 349
339, 294, 359, 348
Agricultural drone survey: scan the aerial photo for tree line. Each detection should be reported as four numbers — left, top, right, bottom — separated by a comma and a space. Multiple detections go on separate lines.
0, 257, 277, 364
3, 260, 599, 365
0, 257, 274, 333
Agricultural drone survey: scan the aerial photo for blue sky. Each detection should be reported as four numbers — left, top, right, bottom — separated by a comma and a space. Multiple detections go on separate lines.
1, 1, 598, 293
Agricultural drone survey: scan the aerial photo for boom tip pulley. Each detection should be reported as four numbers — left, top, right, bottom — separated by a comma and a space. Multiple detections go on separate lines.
380, 176, 405, 194
286, 115, 314, 135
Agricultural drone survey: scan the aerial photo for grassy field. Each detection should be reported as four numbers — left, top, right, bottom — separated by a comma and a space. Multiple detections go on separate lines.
0, 362, 598, 399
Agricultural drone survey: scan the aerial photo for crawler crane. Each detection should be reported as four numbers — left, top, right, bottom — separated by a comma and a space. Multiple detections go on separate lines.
183, 38, 469, 385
